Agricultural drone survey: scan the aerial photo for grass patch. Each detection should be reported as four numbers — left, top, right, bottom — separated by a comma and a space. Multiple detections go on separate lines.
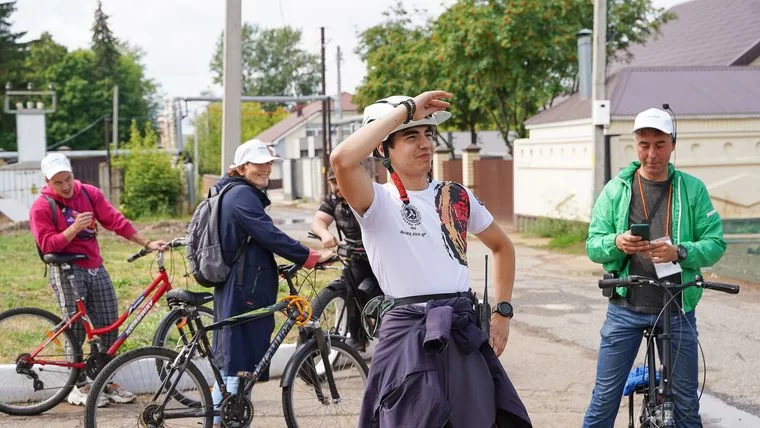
524, 217, 589, 253
0, 227, 339, 353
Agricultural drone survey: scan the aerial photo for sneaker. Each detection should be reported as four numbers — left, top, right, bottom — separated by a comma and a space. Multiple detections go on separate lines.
104, 382, 136, 403
67, 384, 109, 407
346, 337, 366, 353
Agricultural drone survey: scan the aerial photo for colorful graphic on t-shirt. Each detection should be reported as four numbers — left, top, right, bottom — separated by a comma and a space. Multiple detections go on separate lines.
435, 182, 469, 266
61, 206, 98, 240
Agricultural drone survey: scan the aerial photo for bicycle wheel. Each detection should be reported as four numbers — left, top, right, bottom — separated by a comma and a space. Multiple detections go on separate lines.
309, 285, 348, 337
153, 306, 215, 380
0, 307, 82, 415
84, 346, 213, 428
282, 338, 368, 427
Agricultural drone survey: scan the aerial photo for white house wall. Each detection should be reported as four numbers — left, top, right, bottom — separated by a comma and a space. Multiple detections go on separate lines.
609, 117, 760, 219
0, 167, 46, 210
515, 119, 595, 222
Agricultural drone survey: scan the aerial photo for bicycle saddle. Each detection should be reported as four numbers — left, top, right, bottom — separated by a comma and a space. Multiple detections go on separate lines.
167, 289, 214, 307
43, 253, 88, 265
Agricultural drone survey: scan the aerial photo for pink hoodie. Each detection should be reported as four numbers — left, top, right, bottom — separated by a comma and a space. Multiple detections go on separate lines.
29, 180, 137, 269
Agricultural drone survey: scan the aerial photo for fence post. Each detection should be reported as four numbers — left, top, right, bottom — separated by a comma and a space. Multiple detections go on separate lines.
433, 145, 449, 181
462, 144, 481, 191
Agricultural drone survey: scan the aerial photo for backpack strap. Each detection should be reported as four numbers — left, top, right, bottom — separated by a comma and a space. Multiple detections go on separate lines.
216, 180, 254, 284
80, 185, 95, 212
44, 195, 58, 228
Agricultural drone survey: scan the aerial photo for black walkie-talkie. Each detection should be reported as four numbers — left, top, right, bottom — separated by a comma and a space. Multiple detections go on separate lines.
478, 255, 491, 337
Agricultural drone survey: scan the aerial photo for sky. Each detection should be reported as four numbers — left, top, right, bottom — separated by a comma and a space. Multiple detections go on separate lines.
11, 0, 687, 119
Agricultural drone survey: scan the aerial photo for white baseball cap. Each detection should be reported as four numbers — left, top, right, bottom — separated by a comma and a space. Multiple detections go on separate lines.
41, 152, 73, 180
631, 108, 674, 135
229, 139, 282, 169
361, 95, 452, 142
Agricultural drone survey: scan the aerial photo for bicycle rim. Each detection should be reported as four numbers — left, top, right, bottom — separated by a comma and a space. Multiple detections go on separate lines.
85, 346, 213, 428
0, 307, 81, 415
312, 288, 348, 337
283, 340, 368, 427
153, 306, 216, 390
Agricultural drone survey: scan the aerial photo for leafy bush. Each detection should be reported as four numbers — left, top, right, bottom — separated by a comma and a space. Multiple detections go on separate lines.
115, 121, 182, 219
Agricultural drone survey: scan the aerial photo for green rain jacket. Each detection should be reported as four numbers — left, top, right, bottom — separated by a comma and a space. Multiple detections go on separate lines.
586, 161, 726, 312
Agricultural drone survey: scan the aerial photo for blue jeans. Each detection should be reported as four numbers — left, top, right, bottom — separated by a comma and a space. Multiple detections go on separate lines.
583, 304, 702, 428
211, 375, 251, 426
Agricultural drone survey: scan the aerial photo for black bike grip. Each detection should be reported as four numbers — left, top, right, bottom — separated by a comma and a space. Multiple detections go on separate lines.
703, 282, 740, 295
599, 278, 628, 289
127, 248, 149, 263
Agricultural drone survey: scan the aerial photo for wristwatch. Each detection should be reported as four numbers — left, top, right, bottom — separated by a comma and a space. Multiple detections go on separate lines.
492, 301, 514, 319
676, 244, 688, 263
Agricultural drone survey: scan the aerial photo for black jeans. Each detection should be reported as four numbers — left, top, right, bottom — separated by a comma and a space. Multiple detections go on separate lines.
343, 258, 380, 341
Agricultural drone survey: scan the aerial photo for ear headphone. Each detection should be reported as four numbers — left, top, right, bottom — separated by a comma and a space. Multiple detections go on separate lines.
661, 103, 678, 144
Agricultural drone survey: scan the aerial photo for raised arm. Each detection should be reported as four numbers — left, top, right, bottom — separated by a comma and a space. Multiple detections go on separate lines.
330, 90, 452, 215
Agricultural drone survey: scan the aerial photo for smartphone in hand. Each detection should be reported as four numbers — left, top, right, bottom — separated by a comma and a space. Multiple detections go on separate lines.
630, 223, 650, 241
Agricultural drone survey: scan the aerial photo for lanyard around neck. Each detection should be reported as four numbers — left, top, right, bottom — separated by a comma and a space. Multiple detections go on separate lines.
636, 170, 673, 238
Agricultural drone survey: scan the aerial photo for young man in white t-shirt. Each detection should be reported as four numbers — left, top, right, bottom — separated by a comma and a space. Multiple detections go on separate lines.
330, 91, 531, 427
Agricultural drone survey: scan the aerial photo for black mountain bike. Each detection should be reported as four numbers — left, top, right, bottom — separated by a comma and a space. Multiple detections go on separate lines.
598, 274, 740, 428
83, 261, 369, 428
306, 232, 381, 352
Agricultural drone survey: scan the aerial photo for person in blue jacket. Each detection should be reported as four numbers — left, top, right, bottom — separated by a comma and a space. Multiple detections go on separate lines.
209, 139, 325, 427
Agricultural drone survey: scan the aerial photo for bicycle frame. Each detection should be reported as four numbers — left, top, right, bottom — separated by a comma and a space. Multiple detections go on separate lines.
24, 250, 177, 370
599, 274, 740, 428
152, 264, 342, 422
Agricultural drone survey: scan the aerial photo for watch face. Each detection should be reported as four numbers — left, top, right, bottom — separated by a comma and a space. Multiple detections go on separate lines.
497, 301, 513, 317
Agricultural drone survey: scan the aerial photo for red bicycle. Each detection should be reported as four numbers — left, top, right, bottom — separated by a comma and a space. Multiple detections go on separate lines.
0, 237, 213, 415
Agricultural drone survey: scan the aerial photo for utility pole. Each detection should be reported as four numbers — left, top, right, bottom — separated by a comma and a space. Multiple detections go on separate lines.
591, 0, 608, 205
112, 85, 119, 150
320, 27, 328, 196
104, 116, 112, 200
336, 45, 343, 143
221, 0, 242, 175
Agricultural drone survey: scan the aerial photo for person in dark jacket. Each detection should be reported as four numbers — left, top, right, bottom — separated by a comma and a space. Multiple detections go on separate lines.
209, 139, 325, 427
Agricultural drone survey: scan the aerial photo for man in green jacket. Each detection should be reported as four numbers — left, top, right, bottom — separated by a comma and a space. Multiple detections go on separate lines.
582, 108, 725, 428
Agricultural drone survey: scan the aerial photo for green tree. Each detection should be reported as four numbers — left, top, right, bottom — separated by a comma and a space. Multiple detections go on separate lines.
210, 24, 320, 101
23, 31, 67, 87
0, 1, 29, 150
353, 3, 433, 107
355, 0, 672, 154
90, 0, 120, 82
116, 120, 182, 218
186, 102, 288, 175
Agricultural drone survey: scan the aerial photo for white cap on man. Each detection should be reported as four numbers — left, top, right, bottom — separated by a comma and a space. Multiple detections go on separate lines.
229, 139, 282, 169
631, 108, 674, 135
41, 152, 73, 180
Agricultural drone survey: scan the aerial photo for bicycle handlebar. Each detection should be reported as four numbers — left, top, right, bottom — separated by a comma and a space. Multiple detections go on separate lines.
126, 237, 188, 263
598, 274, 740, 295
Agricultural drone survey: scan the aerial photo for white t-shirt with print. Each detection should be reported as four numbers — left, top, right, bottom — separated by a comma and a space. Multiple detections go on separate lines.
352, 180, 493, 298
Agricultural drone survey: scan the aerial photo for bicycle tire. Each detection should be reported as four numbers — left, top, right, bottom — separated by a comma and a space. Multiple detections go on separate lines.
84, 346, 213, 428
308, 285, 348, 338
282, 338, 368, 427
152, 306, 216, 406
152, 306, 214, 351
0, 307, 82, 415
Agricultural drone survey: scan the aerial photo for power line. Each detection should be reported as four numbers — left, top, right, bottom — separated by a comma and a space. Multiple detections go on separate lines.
47, 115, 108, 150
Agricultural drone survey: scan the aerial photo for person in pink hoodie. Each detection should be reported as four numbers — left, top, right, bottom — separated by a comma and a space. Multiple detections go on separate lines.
29, 152, 167, 407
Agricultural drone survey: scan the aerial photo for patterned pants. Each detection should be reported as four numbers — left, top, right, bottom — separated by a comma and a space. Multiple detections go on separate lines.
48, 264, 119, 354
